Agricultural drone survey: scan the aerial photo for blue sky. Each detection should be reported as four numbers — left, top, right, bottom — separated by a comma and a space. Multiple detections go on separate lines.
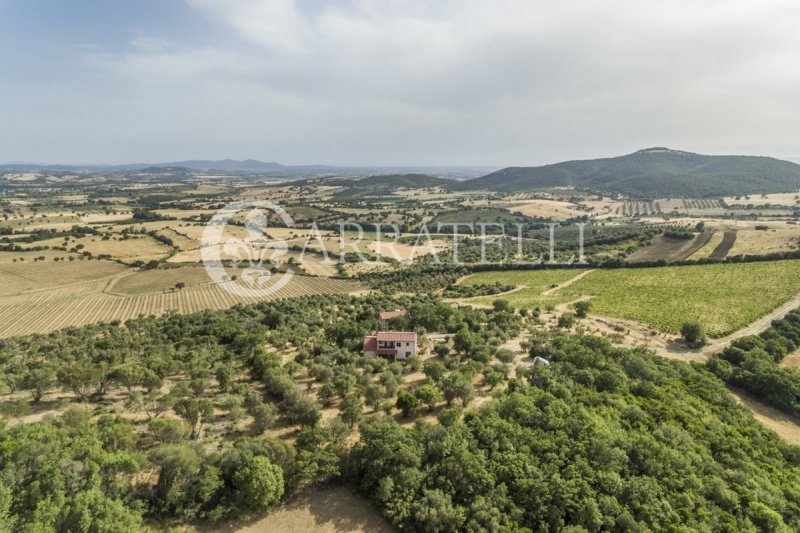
1, 0, 799, 165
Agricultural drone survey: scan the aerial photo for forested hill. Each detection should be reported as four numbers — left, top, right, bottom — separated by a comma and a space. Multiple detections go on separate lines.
354, 173, 452, 188
449, 148, 800, 197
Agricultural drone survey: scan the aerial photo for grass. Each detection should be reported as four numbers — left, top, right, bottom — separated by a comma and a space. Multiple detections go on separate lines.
469, 260, 800, 337
464, 269, 589, 308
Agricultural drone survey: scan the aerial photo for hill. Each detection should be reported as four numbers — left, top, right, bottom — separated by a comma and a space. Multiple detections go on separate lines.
451, 147, 800, 197
354, 173, 451, 188
162, 159, 285, 172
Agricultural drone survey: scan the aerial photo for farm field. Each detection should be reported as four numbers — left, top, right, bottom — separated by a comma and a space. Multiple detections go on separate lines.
503, 198, 586, 220
0, 266, 362, 338
626, 231, 713, 263
689, 231, 724, 259
0, 260, 129, 296
728, 227, 800, 256
462, 268, 589, 308
467, 260, 800, 336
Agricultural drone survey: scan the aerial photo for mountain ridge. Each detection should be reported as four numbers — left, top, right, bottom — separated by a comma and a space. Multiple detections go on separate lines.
450, 148, 800, 197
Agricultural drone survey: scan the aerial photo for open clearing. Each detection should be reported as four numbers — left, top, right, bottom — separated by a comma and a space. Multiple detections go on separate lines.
729, 389, 800, 446
218, 486, 394, 533
466, 260, 800, 336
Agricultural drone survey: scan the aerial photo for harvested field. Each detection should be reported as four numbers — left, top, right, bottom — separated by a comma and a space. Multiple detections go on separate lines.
0, 261, 129, 296
728, 227, 800, 256
504, 199, 585, 220
689, 231, 724, 259
627, 231, 713, 263
0, 271, 362, 338
708, 231, 737, 260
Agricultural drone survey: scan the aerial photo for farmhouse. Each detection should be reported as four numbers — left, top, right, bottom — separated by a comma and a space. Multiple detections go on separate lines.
378, 309, 408, 328
362, 331, 418, 360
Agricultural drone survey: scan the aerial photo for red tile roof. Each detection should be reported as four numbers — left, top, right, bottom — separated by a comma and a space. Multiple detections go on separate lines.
362, 335, 377, 352
376, 331, 417, 342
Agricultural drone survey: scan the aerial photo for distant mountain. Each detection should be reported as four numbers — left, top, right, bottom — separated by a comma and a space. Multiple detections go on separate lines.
450, 148, 800, 198
355, 173, 451, 188
161, 159, 285, 172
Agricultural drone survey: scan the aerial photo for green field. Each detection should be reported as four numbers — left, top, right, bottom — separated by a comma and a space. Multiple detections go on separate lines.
467, 260, 800, 336
462, 268, 588, 308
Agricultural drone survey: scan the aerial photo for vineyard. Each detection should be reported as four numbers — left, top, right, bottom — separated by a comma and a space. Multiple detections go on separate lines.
0, 265, 362, 337
462, 268, 589, 308
468, 260, 800, 337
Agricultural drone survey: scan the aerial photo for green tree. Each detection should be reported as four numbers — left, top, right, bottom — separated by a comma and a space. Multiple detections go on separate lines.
681, 322, 706, 348
149, 417, 191, 443
574, 300, 591, 318
232, 456, 284, 513
173, 398, 214, 439
396, 390, 419, 418
340, 394, 364, 428
56, 489, 142, 533
22, 367, 56, 402
415, 384, 443, 411
250, 402, 277, 435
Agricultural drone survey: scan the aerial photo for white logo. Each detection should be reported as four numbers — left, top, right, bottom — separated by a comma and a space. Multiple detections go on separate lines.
202, 200, 295, 297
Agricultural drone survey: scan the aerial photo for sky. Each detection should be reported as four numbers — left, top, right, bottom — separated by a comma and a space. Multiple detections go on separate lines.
1, 0, 799, 166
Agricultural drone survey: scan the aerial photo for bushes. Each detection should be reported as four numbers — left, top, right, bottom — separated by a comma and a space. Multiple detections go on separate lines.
708, 309, 800, 418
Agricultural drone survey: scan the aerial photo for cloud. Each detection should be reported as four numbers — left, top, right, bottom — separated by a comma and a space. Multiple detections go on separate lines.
2, 0, 800, 164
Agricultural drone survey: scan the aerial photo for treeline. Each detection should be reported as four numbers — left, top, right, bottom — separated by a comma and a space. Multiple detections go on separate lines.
706, 309, 800, 417
348, 335, 800, 531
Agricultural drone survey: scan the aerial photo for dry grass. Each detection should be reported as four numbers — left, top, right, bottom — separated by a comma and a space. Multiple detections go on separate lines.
504, 199, 586, 220
728, 227, 800, 256
0, 260, 128, 296
203, 486, 394, 533
689, 231, 724, 259
723, 191, 800, 207
0, 269, 363, 338
729, 389, 800, 446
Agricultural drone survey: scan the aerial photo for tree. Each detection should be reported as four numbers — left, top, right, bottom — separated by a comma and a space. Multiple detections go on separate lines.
250, 403, 277, 434
415, 384, 443, 411
58, 362, 100, 401
364, 383, 387, 412
681, 322, 706, 348
492, 299, 511, 313
173, 398, 214, 439
149, 443, 204, 514
340, 394, 364, 428
454, 328, 477, 354
149, 417, 191, 443
396, 390, 419, 418
441, 373, 475, 406
409, 489, 466, 532
424, 361, 447, 384
56, 489, 142, 533
495, 348, 515, 364
483, 371, 505, 390
22, 367, 56, 403
284, 392, 321, 426
558, 314, 576, 329
574, 301, 591, 318
232, 456, 284, 512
